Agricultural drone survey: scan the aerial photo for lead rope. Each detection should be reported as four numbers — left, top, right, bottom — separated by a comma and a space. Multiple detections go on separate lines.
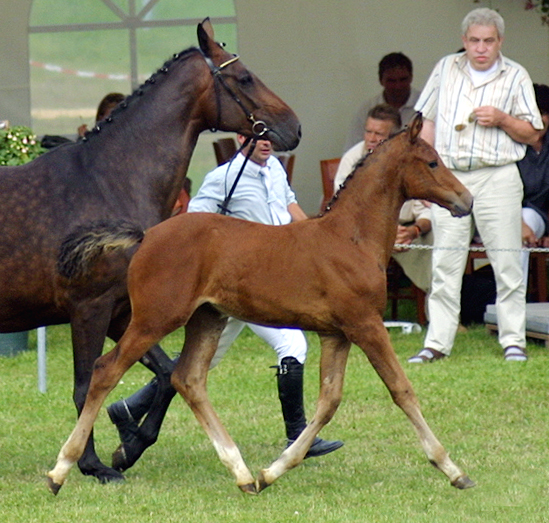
217, 136, 257, 215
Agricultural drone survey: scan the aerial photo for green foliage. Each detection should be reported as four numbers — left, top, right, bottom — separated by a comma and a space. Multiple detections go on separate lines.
526, 0, 549, 13
0, 126, 46, 166
525, 1, 549, 24
2, 324, 549, 522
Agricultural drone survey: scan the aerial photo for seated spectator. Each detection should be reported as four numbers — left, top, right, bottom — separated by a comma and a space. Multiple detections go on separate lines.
77, 92, 126, 137
172, 177, 193, 216
519, 83, 549, 287
42, 92, 127, 148
344, 52, 420, 152
334, 104, 433, 296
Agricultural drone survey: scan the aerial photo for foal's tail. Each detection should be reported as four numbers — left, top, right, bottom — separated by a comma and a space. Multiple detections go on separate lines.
57, 220, 144, 280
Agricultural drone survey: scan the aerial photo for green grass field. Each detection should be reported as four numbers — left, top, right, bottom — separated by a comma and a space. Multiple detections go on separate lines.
1, 322, 549, 522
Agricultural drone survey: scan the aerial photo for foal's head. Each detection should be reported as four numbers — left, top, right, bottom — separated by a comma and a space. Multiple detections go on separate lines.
397, 113, 473, 217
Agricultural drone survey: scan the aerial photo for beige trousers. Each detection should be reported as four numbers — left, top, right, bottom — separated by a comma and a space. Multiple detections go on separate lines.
424, 163, 526, 354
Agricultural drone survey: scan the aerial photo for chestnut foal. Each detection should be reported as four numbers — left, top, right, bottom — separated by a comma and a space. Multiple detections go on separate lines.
48, 113, 475, 495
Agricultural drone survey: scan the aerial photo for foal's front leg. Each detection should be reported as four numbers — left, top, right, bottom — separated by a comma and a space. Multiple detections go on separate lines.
171, 307, 257, 494
257, 333, 350, 492
356, 320, 474, 489
47, 330, 157, 495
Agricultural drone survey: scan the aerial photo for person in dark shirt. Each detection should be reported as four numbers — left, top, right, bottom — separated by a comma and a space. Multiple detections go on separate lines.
519, 83, 549, 284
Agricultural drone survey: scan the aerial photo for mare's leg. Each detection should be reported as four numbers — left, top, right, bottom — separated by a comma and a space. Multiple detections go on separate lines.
257, 333, 351, 491
47, 325, 163, 495
110, 344, 178, 471
69, 300, 125, 483
172, 306, 256, 494
354, 320, 474, 489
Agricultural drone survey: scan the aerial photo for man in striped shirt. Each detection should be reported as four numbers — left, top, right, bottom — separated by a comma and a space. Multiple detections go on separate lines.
408, 7, 543, 363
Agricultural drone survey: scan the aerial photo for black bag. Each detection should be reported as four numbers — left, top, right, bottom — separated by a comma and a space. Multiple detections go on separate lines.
460, 264, 496, 325
40, 135, 73, 149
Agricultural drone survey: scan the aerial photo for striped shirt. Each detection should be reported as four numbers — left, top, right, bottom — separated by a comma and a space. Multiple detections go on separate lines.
415, 52, 543, 171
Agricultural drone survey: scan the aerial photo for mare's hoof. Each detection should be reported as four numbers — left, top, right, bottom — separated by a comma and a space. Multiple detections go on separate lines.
238, 482, 258, 495
78, 457, 126, 483
46, 475, 62, 496
111, 439, 147, 472
452, 475, 476, 489
112, 444, 130, 472
255, 470, 271, 493
97, 470, 125, 484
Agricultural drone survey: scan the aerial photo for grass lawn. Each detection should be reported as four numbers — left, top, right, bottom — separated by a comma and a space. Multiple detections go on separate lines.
1, 322, 549, 522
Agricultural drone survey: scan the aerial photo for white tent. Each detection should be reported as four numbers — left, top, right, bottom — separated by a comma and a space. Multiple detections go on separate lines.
1, 0, 548, 214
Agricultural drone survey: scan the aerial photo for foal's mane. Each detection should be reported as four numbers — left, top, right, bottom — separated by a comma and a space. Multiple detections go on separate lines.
81, 46, 200, 143
317, 128, 406, 218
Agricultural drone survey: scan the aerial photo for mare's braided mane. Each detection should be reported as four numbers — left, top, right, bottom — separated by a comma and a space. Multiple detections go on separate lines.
81, 47, 199, 141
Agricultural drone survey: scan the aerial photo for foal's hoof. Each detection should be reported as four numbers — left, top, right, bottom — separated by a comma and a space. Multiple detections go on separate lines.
238, 482, 258, 495
255, 470, 271, 493
451, 475, 476, 489
46, 475, 62, 496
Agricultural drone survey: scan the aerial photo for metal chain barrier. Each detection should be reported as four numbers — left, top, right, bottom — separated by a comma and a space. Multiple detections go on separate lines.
393, 243, 549, 253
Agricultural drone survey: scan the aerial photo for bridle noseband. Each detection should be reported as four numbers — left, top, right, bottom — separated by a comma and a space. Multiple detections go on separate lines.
201, 52, 269, 138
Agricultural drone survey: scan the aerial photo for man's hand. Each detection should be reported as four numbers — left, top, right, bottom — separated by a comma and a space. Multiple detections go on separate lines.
522, 220, 538, 247
473, 106, 505, 127
473, 106, 541, 145
394, 224, 417, 252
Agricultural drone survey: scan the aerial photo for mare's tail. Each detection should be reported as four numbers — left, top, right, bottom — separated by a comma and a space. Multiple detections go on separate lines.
57, 220, 144, 280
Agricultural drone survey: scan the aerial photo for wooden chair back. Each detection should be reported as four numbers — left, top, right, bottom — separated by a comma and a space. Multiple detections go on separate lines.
213, 137, 237, 165
319, 158, 340, 211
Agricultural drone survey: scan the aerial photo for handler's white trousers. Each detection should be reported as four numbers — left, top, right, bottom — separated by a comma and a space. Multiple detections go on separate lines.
210, 317, 308, 368
424, 163, 526, 354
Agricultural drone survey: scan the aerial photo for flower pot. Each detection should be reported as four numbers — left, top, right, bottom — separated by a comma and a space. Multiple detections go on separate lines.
0, 331, 29, 357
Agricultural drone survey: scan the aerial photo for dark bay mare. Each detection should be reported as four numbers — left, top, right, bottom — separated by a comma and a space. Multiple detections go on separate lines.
0, 18, 300, 484
47, 113, 475, 495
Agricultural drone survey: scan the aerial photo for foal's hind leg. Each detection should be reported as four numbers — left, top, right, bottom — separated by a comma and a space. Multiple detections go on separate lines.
171, 306, 256, 494
355, 320, 474, 489
257, 333, 351, 492
47, 327, 162, 495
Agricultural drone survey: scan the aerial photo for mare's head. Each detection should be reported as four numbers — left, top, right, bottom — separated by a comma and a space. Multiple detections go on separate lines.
197, 19, 301, 151
393, 113, 473, 217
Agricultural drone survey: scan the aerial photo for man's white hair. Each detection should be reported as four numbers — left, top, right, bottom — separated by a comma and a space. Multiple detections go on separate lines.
462, 7, 505, 38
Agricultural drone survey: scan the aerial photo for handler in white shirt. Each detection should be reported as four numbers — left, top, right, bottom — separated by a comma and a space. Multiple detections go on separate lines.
187, 134, 343, 456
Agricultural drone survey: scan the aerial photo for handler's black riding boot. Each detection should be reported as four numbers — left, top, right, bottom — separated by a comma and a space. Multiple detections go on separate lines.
107, 378, 159, 446
276, 356, 344, 458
